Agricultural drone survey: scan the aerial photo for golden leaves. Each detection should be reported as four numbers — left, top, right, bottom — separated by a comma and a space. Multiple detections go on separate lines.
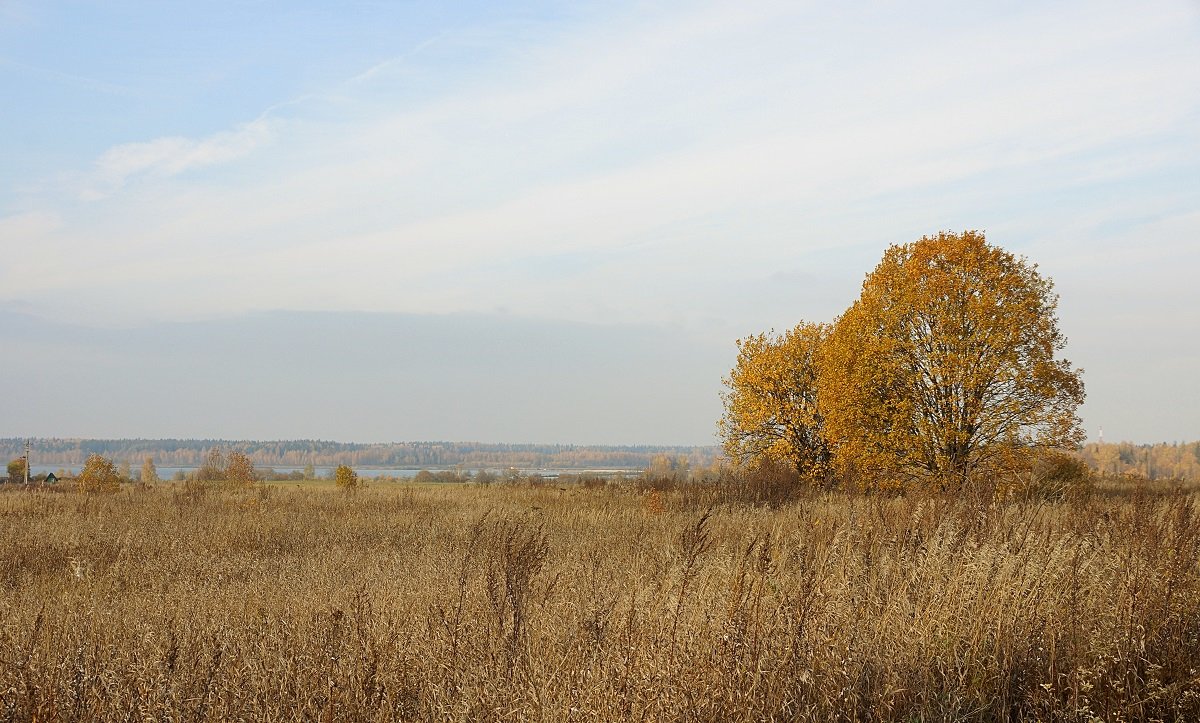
723, 230, 1085, 492
77, 453, 123, 494
335, 464, 359, 490
226, 451, 258, 487
719, 322, 832, 485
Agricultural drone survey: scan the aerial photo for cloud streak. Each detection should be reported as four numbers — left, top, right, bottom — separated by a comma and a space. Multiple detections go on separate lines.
83, 118, 273, 199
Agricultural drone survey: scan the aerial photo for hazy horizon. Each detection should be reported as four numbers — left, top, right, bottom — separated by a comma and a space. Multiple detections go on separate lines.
2, 305, 1195, 446
0, 308, 731, 446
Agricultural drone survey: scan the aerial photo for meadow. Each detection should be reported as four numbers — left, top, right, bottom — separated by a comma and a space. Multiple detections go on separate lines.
1, 478, 1198, 721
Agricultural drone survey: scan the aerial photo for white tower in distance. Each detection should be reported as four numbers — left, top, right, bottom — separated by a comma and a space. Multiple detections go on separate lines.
1098, 426, 1104, 444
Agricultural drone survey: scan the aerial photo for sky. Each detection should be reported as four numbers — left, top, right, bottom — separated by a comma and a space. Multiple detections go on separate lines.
1, 0, 1198, 445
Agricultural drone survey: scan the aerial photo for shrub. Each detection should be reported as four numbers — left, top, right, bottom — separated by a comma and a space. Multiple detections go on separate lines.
995, 449, 1093, 501
225, 451, 258, 487
335, 464, 358, 491
6, 457, 26, 483
195, 447, 227, 482
77, 453, 122, 494
715, 459, 806, 507
1032, 450, 1093, 499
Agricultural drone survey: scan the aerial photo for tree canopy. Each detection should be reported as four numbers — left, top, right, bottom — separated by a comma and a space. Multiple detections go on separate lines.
334, 464, 359, 490
225, 451, 257, 487
721, 230, 1085, 491
140, 457, 159, 484
78, 454, 122, 494
719, 322, 831, 484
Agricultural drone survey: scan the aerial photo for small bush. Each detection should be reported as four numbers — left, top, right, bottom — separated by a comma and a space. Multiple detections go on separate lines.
225, 451, 258, 488
76, 453, 122, 494
717, 458, 805, 506
1021, 450, 1093, 500
334, 464, 358, 491
579, 474, 607, 490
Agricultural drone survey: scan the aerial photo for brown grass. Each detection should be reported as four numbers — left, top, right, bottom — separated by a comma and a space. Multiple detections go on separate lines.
1, 480, 1198, 721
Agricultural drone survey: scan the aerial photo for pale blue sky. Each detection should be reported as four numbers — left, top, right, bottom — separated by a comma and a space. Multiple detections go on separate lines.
2, 1, 1198, 444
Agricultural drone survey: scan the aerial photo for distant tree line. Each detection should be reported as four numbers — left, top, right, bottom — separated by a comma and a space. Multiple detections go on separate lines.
1078, 441, 1200, 481
0, 438, 719, 471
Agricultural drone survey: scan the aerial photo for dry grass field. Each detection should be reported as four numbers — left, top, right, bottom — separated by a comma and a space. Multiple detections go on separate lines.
1, 479, 1198, 721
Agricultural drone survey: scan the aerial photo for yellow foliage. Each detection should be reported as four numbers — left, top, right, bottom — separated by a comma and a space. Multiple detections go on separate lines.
335, 464, 359, 490
1079, 440, 1200, 481
719, 322, 832, 485
77, 453, 122, 494
819, 230, 1085, 490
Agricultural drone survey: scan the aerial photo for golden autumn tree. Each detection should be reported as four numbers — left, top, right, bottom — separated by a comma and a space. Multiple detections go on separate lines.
225, 451, 257, 487
6, 458, 26, 483
334, 464, 358, 491
820, 230, 1084, 489
140, 457, 159, 485
719, 322, 832, 484
77, 453, 123, 494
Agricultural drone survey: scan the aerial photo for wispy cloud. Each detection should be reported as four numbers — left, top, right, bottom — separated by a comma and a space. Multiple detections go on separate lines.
0, 209, 59, 238
348, 33, 448, 85
0, 56, 136, 96
7, 0, 1200, 331
83, 118, 273, 199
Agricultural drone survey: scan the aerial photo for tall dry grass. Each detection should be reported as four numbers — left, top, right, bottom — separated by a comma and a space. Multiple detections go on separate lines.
0, 480, 1197, 721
